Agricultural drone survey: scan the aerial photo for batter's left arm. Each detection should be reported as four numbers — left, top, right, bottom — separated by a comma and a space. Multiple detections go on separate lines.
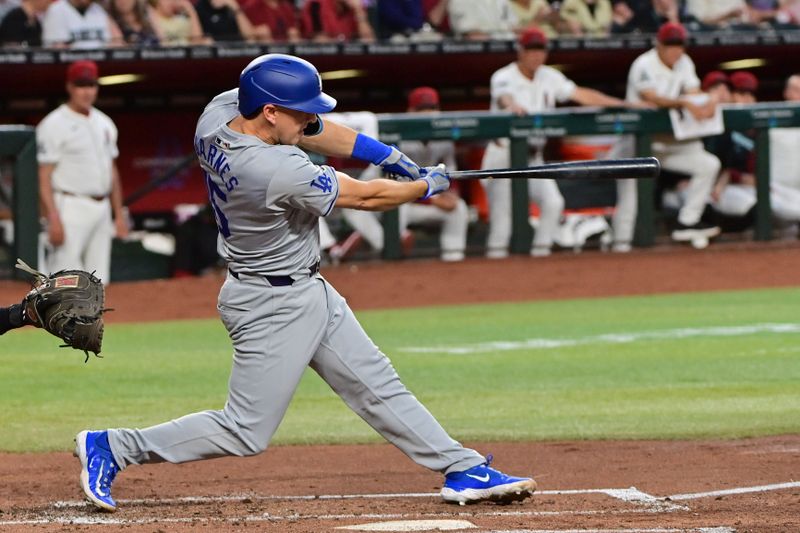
299, 119, 358, 158
110, 162, 129, 239
300, 119, 422, 181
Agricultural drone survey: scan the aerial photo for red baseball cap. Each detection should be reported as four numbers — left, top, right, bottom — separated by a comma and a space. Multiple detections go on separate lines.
518, 27, 548, 49
66, 60, 99, 84
657, 22, 687, 46
702, 71, 729, 92
730, 71, 758, 93
408, 86, 440, 110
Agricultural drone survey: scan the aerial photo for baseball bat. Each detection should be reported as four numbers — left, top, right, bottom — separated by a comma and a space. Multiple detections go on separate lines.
445, 157, 660, 181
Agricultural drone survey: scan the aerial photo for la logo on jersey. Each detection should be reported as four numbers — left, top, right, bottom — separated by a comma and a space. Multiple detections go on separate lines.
310, 170, 333, 193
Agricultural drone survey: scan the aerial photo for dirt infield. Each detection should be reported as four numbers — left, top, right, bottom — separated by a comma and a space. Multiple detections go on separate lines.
1, 242, 799, 532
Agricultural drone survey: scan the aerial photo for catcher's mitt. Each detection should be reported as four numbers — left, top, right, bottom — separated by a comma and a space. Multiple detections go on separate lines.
16, 259, 106, 361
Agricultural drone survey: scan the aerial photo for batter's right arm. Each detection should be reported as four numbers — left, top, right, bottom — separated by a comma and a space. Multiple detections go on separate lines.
38, 163, 64, 246
335, 165, 449, 211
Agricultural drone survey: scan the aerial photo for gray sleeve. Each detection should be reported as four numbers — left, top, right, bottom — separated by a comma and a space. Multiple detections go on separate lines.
267, 152, 340, 217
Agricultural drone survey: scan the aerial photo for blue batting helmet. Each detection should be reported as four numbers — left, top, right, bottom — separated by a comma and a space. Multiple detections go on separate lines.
238, 54, 337, 116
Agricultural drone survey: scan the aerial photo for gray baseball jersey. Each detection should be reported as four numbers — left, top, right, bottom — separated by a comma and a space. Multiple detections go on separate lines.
107, 90, 483, 477
195, 89, 338, 276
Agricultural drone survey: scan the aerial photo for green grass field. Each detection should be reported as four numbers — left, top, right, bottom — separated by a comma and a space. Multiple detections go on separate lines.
2, 287, 799, 452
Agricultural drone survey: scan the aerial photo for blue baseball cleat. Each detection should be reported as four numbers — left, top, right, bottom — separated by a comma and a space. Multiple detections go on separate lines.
441, 455, 536, 505
74, 430, 120, 512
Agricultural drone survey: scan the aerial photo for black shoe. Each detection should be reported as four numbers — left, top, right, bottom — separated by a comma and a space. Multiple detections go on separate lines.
671, 220, 721, 242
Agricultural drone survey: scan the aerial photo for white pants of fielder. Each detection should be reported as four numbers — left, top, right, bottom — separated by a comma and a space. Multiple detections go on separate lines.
714, 181, 800, 221
480, 141, 564, 257
609, 136, 720, 245
46, 192, 114, 283
340, 201, 469, 261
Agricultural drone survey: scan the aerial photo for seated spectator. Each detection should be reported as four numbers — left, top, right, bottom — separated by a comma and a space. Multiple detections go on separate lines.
148, 0, 210, 45
108, 0, 160, 45
610, 0, 634, 32
301, 0, 375, 42
448, 0, 516, 40
508, 0, 558, 37
747, 0, 784, 26
560, 0, 614, 36
0, 0, 20, 23
240, 0, 300, 42
775, 0, 800, 27
195, 0, 260, 41
0, 0, 49, 47
685, 0, 756, 29
701, 70, 732, 104
378, 0, 424, 39
422, 0, 449, 33
42, 0, 117, 48
612, 0, 703, 34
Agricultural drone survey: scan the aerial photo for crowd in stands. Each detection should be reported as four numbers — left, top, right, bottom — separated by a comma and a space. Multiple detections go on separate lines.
4, 0, 800, 48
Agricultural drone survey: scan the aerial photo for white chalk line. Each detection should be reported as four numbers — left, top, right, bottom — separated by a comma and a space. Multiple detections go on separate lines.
400, 323, 800, 354
0, 508, 692, 527
5, 481, 794, 528
50, 487, 666, 509
667, 480, 800, 501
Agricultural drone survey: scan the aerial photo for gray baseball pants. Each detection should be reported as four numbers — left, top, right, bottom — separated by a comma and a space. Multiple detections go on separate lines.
108, 273, 484, 475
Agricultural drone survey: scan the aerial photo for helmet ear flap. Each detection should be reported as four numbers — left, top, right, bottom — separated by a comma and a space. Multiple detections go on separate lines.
303, 115, 324, 136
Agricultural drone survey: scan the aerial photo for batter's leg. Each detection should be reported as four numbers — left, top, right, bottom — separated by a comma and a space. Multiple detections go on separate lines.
309, 279, 484, 474
108, 276, 328, 467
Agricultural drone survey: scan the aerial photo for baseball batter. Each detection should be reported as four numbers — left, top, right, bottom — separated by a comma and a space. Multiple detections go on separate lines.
74, 54, 535, 511
483, 26, 625, 258
608, 22, 721, 251
37, 60, 129, 284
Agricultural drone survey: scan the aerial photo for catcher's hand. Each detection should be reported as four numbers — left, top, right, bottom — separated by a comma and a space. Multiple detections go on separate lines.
16, 259, 106, 362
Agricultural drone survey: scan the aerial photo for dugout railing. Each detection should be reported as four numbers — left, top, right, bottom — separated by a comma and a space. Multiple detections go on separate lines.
376, 103, 800, 259
4, 104, 800, 275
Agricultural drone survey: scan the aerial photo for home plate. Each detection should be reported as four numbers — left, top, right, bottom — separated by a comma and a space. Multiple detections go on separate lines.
336, 519, 477, 531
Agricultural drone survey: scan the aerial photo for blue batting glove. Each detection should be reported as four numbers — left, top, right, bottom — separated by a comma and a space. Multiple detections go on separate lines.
420, 164, 450, 200
379, 146, 422, 181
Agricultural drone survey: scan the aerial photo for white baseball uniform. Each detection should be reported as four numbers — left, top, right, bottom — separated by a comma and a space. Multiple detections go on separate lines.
42, 0, 112, 48
608, 48, 720, 246
482, 62, 574, 257
36, 103, 118, 283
